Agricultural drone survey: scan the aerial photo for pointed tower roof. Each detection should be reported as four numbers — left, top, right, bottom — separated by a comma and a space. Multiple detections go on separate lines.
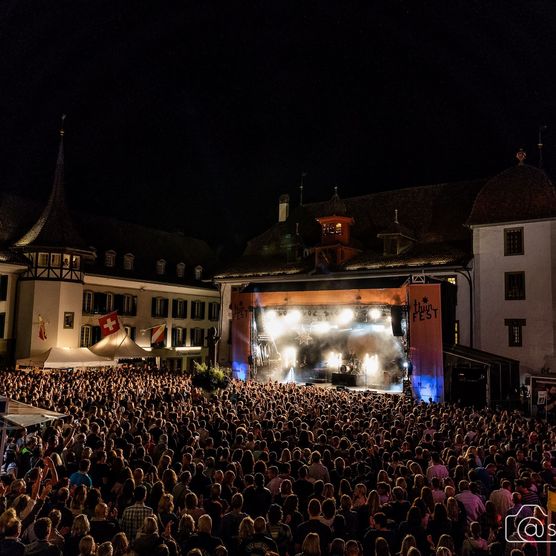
14, 118, 92, 253
322, 186, 347, 217
377, 209, 416, 240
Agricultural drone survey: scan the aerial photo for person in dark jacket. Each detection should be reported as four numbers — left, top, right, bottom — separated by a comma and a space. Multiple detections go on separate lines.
0, 518, 25, 556
181, 514, 223, 556
24, 518, 62, 556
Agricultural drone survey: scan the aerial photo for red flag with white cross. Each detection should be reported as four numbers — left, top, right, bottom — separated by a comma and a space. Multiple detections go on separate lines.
98, 311, 120, 337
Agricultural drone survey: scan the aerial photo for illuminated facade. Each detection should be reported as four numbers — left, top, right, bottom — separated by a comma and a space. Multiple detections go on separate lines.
0, 129, 219, 369
216, 154, 556, 401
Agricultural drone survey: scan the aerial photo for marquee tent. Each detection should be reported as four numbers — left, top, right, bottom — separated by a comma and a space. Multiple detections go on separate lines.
16, 347, 116, 369
1, 398, 66, 428
89, 330, 150, 359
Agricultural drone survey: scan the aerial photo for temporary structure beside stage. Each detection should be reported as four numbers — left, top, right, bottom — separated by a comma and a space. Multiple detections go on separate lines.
89, 329, 150, 359
0, 398, 66, 429
16, 347, 116, 369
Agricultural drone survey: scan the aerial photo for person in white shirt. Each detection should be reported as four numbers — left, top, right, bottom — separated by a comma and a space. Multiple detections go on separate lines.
426, 453, 449, 482
489, 480, 513, 517
455, 480, 485, 523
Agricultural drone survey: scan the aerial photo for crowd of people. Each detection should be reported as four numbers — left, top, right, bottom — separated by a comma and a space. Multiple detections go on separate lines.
0, 366, 553, 556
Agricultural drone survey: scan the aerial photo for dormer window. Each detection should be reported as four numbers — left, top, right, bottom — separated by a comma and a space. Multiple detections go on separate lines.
156, 259, 166, 275
104, 250, 116, 268
176, 262, 185, 278
123, 253, 134, 271
194, 265, 203, 280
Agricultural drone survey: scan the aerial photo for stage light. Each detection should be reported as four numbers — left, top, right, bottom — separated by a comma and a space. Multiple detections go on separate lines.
369, 324, 386, 332
369, 308, 381, 321
265, 310, 277, 321
327, 351, 342, 369
283, 346, 297, 368
337, 308, 354, 325
313, 321, 331, 334
403, 361, 409, 369
285, 310, 301, 324
266, 319, 285, 339
363, 353, 379, 376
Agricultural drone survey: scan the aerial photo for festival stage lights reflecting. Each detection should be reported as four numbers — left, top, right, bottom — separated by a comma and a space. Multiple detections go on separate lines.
285, 310, 301, 324
369, 308, 382, 321
327, 351, 342, 369
313, 321, 332, 334
363, 353, 379, 376
337, 308, 354, 325
283, 346, 297, 368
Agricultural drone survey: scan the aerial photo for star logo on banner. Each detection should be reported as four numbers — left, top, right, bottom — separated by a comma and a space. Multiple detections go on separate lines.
422, 297, 429, 304
296, 328, 313, 346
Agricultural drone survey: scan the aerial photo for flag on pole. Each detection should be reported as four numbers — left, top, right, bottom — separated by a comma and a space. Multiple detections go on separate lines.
38, 315, 47, 341
99, 311, 120, 337
151, 324, 166, 346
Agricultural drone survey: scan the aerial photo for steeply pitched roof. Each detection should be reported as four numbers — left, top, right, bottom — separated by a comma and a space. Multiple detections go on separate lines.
467, 163, 556, 226
217, 178, 486, 279
13, 135, 92, 253
79, 213, 216, 285
0, 191, 216, 286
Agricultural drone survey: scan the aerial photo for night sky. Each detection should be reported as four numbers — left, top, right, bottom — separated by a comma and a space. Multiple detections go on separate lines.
1, 1, 555, 259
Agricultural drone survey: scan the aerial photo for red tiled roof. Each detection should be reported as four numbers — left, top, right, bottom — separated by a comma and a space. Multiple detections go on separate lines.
467, 164, 556, 226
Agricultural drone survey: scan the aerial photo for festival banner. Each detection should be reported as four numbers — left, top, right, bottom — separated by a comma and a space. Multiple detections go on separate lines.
231, 291, 253, 379
408, 283, 444, 402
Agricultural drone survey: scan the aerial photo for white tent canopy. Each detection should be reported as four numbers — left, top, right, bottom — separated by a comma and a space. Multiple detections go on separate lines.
1, 398, 66, 428
89, 330, 150, 359
16, 347, 116, 369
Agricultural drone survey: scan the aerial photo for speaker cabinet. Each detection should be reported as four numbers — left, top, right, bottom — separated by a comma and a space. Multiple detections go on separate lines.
331, 373, 358, 387
391, 305, 403, 336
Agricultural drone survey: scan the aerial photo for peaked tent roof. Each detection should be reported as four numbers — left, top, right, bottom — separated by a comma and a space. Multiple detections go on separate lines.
16, 347, 116, 369
1, 398, 66, 428
89, 330, 150, 359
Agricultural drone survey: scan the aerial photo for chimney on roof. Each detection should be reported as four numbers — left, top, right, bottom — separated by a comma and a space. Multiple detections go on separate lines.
278, 194, 290, 223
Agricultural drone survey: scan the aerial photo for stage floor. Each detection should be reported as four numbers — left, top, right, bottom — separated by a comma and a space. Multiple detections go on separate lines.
253, 366, 403, 394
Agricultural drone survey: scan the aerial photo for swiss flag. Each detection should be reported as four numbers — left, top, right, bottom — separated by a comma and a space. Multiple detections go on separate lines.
99, 311, 120, 337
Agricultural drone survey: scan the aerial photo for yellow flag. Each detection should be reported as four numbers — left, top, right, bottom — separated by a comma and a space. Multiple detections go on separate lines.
547, 489, 556, 513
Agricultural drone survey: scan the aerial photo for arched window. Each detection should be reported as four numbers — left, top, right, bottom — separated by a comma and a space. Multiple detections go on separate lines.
156, 259, 166, 275
194, 265, 203, 280
176, 262, 185, 278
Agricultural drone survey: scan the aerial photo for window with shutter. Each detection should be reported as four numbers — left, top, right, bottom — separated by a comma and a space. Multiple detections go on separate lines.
0, 276, 8, 302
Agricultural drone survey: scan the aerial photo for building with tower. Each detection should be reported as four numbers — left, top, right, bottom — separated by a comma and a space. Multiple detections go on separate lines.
215, 151, 556, 404
0, 124, 219, 370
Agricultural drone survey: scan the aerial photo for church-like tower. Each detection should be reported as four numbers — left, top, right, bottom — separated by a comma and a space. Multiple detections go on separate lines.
13, 119, 96, 358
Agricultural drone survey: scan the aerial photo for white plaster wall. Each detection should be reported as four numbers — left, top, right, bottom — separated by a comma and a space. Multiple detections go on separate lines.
474, 221, 554, 374
82, 275, 219, 351
56, 282, 84, 349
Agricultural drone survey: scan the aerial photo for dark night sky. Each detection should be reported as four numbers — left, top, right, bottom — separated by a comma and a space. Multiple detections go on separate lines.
1, 1, 556, 258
